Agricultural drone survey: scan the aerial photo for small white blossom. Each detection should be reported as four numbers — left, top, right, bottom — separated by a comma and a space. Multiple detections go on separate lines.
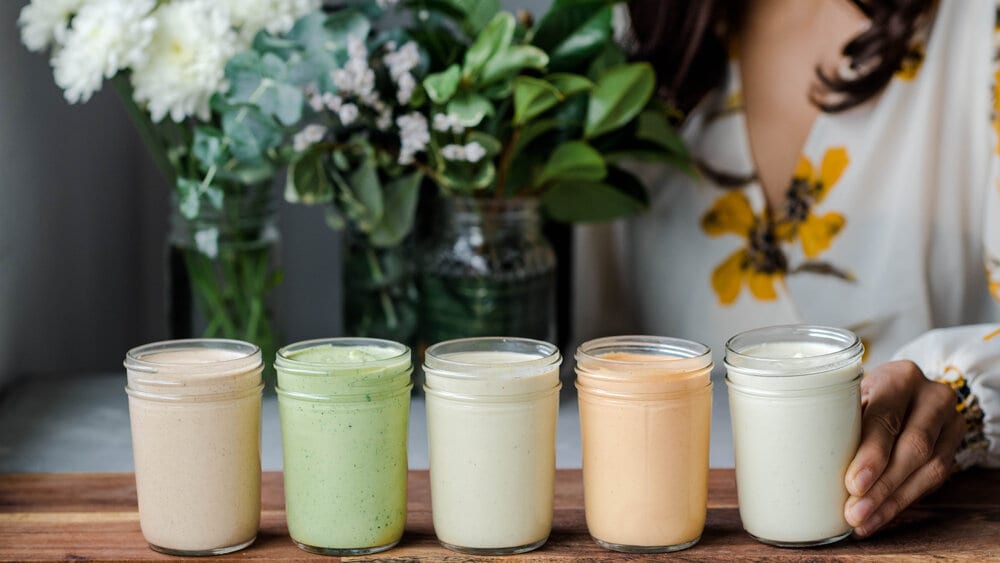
440, 144, 466, 161
52, 0, 157, 104
130, 0, 240, 122
323, 93, 343, 111
396, 112, 429, 165
293, 124, 328, 152
221, 0, 320, 43
376, 0, 399, 9
338, 103, 359, 125
347, 36, 367, 61
331, 37, 377, 105
441, 142, 487, 163
18, 0, 84, 52
433, 113, 465, 134
464, 142, 487, 163
384, 41, 419, 80
396, 72, 416, 105
307, 94, 324, 111
376, 107, 393, 131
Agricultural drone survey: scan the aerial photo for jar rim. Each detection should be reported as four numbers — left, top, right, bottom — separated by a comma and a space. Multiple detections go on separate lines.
575, 335, 712, 369
276, 337, 410, 371
425, 336, 560, 372
124, 338, 262, 374
724, 324, 863, 377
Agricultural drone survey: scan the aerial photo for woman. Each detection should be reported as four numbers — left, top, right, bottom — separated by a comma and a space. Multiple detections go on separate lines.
586, 0, 999, 538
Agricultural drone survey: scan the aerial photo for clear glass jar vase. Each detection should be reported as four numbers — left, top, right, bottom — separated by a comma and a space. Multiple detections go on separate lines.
168, 181, 280, 378
419, 197, 556, 346
342, 231, 418, 346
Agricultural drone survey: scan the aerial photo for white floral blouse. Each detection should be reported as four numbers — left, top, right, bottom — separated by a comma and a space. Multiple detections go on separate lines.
582, 0, 998, 467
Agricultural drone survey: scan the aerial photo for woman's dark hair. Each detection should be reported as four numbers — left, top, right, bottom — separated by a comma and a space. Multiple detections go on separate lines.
628, 0, 935, 115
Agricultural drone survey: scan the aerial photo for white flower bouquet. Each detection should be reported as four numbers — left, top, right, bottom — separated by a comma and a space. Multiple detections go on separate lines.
19, 0, 321, 367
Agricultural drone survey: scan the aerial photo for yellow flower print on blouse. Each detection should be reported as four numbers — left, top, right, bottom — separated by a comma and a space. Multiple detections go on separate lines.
702, 192, 787, 304
702, 147, 854, 305
776, 148, 849, 257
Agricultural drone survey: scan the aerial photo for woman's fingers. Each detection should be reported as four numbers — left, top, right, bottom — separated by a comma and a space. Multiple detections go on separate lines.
845, 366, 955, 527
852, 413, 964, 537
844, 361, 919, 499
842, 359, 965, 536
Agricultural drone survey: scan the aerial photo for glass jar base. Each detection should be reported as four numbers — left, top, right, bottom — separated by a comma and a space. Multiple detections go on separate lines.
293, 539, 400, 556
439, 537, 547, 555
593, 535, 700, 553
149, 536, 255, 556
749, 530, 851, 548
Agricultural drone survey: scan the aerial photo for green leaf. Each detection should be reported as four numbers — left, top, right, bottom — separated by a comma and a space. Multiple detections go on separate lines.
513, 76, 562, 125
224, 51, 304, 126
466, 131, 502, 158
368, 172, 423, 247
462, 11, 515, 80
436, 161, 496, 193
480, 45, 548, 85
541, 180, 646, 223
452, 0, 501, 35
535, 141, 606, 187
532, 2, 612, 72
587, 40, 627, 80
285, 149, 333, 205
547, 73, 593, 97
584, 63, 655, 139
509, 118, 562, 163
447, 91, 493, 127
424, 64, 461, 104
324, 10, 372, 46
176, 178, 202, 219
192, 127, 225, 171
637, 109, 688, 156
223, 106, 282, 161
217, 159, 276, 185
343, 158, 384, 232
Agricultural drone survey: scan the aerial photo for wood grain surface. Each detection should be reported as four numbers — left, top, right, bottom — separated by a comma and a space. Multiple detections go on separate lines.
1, 469, 997, 561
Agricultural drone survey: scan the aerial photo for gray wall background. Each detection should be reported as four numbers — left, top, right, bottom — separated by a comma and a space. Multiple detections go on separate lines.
0, 0, 551, 386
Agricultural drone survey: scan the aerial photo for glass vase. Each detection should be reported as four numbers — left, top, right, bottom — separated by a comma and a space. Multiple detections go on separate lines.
419, 197, 556, 346
342, 231, 419, 346
168, 181, 280, 379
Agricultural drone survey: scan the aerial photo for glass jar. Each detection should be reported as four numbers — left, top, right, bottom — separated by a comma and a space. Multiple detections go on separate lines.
275, 338, 412, 555
419, 197, 556, 346
124, 339, 263, 556
575, 336, 713, 553
168, 181, 280, 378
724, 325, 864, 547
342, 230, 418, 346
423, 337, 562, 555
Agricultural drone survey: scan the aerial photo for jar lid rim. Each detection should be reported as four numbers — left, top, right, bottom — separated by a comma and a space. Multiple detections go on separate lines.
275, 337, 410, 370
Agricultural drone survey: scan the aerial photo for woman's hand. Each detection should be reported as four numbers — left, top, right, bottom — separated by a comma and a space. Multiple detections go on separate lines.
844, 360, 965, 537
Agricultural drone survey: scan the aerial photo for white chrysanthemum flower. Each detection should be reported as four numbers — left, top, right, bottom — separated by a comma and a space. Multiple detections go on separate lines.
464, 142, 487, 163
338, 103, 359, 126
18, 0, 84, 52
293, 124, 328, 152
52, 0, 156, 104
396, 112, 429, 165
221, 0, 320, 43
130, 0, 239, 122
